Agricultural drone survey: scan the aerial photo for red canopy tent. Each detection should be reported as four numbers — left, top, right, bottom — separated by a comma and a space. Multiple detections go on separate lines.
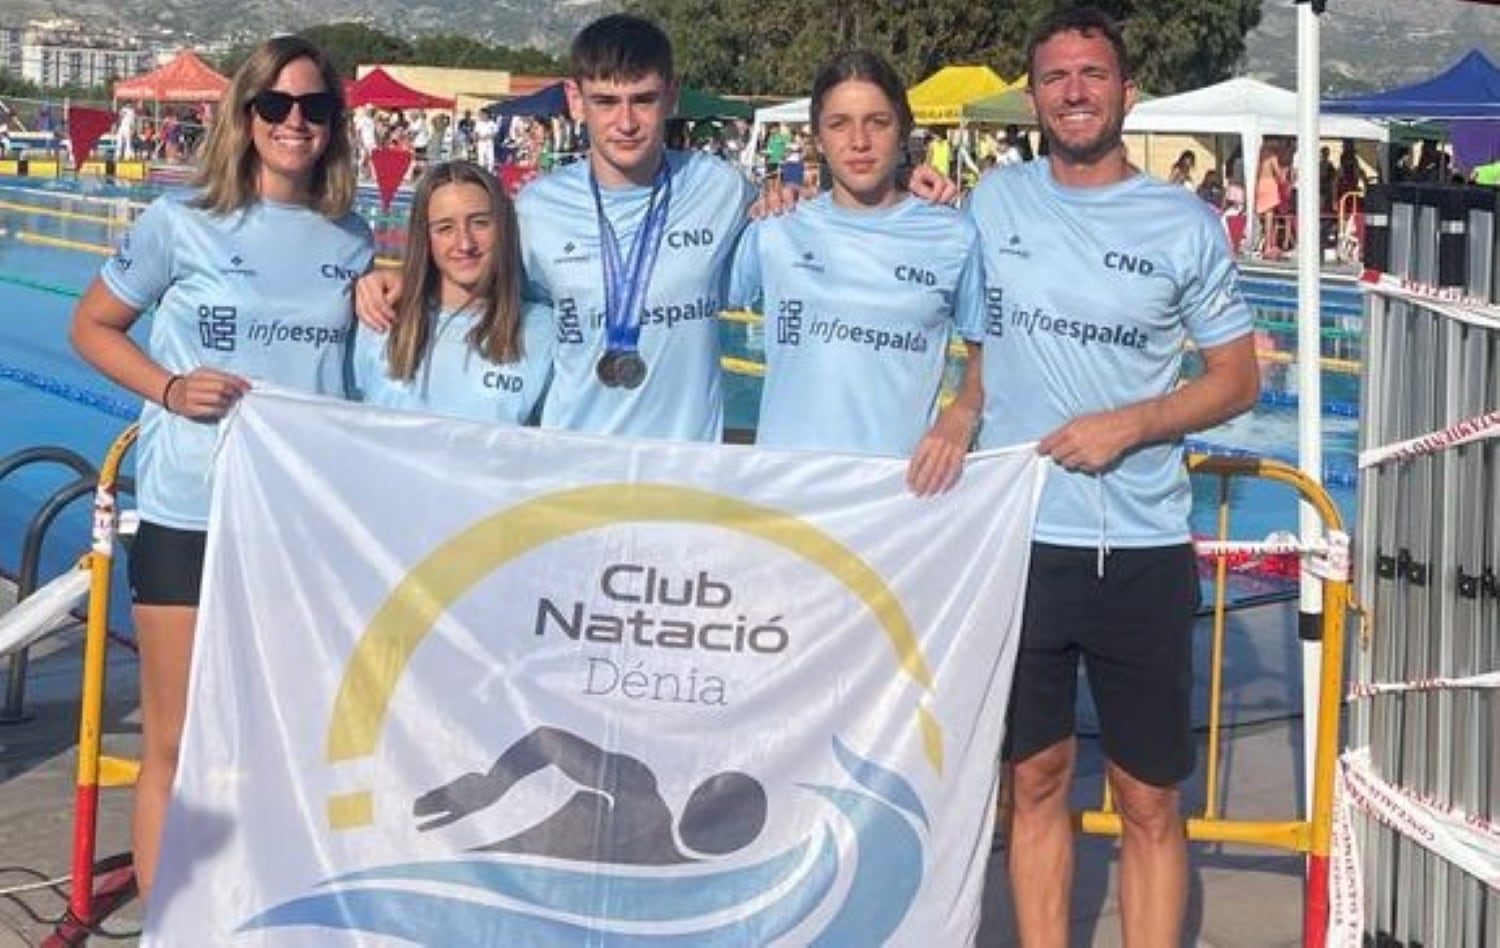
344, 68, 455, 110
113, 49, 228, 103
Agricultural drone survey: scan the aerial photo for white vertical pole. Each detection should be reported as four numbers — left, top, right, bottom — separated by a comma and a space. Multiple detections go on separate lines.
1295, 1, 1324, 818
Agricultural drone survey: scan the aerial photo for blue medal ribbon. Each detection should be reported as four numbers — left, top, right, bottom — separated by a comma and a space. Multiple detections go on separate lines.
591, 159, 673, 355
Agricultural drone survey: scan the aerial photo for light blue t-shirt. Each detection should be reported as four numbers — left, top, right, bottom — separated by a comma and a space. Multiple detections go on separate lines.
730, 193, 984, 454
516, 150, 756, 442
348, 300, 554, 425
100, 192, 373, 530
963, 161, 1253, 547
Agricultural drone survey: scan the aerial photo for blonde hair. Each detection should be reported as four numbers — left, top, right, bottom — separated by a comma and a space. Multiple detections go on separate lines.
192, 35, 356, 218
385, 161, 524, 380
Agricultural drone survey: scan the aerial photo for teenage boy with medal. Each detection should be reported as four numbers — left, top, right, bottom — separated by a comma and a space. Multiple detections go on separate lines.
519, 14, 755, 439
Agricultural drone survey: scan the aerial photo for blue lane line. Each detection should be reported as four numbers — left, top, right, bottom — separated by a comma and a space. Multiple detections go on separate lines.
0, 362, 138, 420
1257, 389, 1361, 417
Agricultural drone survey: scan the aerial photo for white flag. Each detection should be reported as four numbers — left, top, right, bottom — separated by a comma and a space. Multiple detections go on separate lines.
146, 390, 1046, 946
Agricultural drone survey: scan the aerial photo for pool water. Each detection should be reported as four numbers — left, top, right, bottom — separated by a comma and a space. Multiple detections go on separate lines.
0, 176, 1358, 622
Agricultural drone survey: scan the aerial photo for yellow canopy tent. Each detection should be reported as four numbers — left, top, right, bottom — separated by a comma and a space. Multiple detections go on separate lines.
906, 65, 1013, 125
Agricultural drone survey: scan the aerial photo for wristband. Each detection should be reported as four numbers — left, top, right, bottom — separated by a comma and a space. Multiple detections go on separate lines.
161, 374, 184, 414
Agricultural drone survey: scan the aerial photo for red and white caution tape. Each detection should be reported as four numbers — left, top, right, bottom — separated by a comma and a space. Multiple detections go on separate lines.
1194, 538, 1305, 557
1358, 409, 1500, 470
1327, 766, 1365, 948
1339, 747, 1500, 891
1193, 530, 1350, 581
1359, 269, 1500, 329
1347, 670, 1500, 700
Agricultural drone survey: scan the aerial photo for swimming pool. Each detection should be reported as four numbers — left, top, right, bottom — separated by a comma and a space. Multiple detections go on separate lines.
0, 175, 1358, 614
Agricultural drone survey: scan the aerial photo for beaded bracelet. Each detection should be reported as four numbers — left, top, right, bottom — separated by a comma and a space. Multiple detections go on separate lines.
161, 374, 185, 414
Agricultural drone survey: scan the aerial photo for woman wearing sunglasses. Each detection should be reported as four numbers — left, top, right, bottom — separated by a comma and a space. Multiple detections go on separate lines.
69, 35, 372, 900
729, 51, 984, 495
348, 160, 553, 423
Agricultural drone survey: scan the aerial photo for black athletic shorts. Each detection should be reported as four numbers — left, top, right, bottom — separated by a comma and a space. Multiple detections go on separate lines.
128, 520, 207, 607
1002, 542, 1200, 787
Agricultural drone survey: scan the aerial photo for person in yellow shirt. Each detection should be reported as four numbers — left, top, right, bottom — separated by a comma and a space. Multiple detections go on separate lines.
925, 130, 952, 178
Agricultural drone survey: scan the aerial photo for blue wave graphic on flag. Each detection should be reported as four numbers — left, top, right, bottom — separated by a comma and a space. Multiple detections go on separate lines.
241, 745, 925, 943
299, 835, 824, 923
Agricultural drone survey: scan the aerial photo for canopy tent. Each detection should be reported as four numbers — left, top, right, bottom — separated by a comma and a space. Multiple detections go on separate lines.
1322, 49, 1500, 121
962, 80, 1152, 126
485, 82, 568, 119
1123, 76, 1388, 250
1323, 49, 1500, 171
906, 65, 1012, 125
752, 97, 810, 125
344, 68, 455, 110
113, 49, 227, 102
743, 97, 809, 168
961, 86, 1033, 126
485, 82, 752, 122
673, 87, 753, 120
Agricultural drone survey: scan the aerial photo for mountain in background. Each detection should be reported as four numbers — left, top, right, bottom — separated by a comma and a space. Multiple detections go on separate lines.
1243, 0, 1499, 93
4, 1, 1497, 92
3, 0, 605, 53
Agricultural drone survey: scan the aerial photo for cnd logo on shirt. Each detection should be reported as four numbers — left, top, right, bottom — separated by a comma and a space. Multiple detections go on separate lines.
894, 266, 937, 286
666, 228, 714, 249
319, 263, 360, 282
1103, 251, 1156, 277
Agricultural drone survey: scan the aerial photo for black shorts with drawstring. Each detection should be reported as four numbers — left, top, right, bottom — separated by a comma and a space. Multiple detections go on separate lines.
1002, 542, 1200, 787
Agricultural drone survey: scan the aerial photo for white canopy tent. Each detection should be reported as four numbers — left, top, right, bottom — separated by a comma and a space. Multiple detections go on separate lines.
1122, 76, 1388, 250
744, 97, 811, 170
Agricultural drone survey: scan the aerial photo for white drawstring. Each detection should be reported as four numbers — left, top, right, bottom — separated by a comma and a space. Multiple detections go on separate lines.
1095, 473, 1110, 578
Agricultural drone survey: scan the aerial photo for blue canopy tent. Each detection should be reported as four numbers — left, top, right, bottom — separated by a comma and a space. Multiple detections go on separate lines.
1322, 49, 1500, 120
1323, 49, 1500, 172
483, 82, 753, 122
485, 82, 568, 119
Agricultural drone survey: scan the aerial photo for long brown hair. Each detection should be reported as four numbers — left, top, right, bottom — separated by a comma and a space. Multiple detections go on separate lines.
385, 161, 524, 380
192, 35, 356, 217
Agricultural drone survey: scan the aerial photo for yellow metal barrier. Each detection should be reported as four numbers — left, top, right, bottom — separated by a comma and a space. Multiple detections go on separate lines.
1075, 453, 1348, 948
64, 423, 139, 935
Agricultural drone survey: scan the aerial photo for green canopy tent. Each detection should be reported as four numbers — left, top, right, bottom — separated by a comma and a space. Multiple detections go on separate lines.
674, 87, 753, 120
960, 86, 1034, 126
961, 80, 1152, 126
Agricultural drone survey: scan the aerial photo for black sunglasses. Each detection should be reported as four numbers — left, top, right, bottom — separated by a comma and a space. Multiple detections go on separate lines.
249, 90, 340, 125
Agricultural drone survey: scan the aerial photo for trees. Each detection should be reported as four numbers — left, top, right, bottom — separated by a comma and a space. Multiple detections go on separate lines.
625, 0, 1261, 96
213, 23, 565, 80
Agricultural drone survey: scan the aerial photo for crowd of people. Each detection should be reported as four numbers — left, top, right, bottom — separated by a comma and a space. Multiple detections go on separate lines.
107, 101, 213, 162
349, 104, 581, 180
71, 9, 1263, 945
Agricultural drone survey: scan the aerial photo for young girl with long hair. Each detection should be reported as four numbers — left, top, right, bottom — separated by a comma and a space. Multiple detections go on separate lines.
349, 160, 552, 421
730, 50, 985, 494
